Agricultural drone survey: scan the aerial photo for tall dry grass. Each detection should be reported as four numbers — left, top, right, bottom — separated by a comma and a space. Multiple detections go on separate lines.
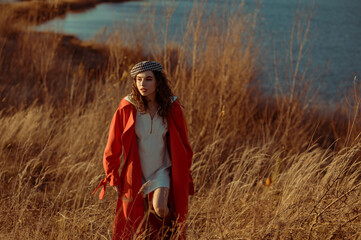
0, 1, 360, 239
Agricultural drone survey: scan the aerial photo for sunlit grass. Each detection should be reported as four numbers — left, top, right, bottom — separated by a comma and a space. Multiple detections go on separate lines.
0, 0, 360, 239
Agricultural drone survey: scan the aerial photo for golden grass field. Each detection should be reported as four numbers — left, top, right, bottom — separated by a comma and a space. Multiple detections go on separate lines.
0, 1, 360, 239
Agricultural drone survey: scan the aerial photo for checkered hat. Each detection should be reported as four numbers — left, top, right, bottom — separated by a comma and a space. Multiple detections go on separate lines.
130, 61, 163, 78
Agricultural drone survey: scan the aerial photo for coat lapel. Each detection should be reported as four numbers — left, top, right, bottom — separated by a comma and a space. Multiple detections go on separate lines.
121, 106, 136, 159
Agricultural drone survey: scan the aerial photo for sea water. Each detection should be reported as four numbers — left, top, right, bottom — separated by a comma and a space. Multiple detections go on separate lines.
35, 0, 361, 104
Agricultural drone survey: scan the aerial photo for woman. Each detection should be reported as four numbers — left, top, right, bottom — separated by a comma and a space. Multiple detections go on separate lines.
93, 61, 194, 239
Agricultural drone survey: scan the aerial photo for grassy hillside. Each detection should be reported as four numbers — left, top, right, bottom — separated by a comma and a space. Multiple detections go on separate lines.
0, 1, 360, 239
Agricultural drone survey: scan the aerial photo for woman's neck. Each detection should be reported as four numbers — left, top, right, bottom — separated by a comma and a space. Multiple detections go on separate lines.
146, 96, 158, 111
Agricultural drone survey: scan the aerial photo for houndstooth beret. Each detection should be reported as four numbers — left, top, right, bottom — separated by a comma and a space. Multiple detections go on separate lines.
130, 61, 162, 78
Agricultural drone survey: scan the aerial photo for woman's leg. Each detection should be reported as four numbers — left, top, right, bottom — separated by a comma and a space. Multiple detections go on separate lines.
152, 187, 170, 218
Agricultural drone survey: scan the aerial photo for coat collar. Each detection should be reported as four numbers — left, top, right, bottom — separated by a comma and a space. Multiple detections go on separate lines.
124, 95, 178, 106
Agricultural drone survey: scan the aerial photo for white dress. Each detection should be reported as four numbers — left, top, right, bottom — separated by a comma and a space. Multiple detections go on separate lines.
134, 104, 172, 195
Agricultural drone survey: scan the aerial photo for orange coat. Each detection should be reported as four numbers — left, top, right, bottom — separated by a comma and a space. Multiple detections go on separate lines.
93, 97, 194, 239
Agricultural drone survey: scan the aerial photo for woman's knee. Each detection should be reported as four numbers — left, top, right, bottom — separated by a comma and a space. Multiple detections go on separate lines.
154, 205, 169, 218
152, 187, 170, 218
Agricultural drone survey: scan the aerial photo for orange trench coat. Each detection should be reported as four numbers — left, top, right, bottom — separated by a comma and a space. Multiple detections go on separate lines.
93, 97, 194, 239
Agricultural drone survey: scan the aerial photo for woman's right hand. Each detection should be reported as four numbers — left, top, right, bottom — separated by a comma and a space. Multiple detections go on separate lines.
113, 185, 121, 196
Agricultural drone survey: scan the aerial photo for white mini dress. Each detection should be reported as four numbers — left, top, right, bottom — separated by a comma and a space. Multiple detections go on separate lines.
130, 98, 172, 195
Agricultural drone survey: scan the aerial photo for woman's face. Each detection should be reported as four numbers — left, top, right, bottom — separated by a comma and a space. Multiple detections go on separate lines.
136, 71, 157, 99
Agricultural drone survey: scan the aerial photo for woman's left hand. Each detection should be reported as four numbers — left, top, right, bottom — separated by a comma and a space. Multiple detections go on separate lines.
113, 185, 122, 196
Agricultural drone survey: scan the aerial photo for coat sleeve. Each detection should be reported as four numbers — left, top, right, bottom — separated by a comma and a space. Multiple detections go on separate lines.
93, 106, 123, 199
103, 107, 123, 186
174, 103, 193, 167
173, 101, 195, 195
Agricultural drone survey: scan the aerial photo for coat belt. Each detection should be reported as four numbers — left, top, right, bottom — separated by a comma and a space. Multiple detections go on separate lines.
92, 177, 108, 199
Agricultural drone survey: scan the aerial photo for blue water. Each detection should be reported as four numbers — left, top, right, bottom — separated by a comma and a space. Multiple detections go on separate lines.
0, 0, 19, 3
36, 0, 361, 104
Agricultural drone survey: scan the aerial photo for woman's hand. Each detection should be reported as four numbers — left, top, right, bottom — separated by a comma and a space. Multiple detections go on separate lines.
113, 185, 121, 196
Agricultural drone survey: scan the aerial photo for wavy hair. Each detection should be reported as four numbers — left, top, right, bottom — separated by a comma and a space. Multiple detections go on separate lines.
129, 71, 175, 122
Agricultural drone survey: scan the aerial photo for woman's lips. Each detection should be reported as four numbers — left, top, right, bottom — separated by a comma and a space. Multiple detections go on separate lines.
140, 88, 147, 92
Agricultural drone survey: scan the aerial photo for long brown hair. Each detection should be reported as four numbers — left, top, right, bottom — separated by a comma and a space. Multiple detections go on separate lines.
130, 71, 175, 122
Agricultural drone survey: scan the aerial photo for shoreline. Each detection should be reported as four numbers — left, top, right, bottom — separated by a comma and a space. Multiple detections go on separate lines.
0, 0, 135, 25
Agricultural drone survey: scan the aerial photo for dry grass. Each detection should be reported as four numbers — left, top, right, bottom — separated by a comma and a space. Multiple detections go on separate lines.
0, 1, 360, 239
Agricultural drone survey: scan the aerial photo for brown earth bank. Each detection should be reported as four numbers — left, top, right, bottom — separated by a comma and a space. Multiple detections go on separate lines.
0, 29, 145, 112
0, 0, 135, 25
0, 0, 142, 111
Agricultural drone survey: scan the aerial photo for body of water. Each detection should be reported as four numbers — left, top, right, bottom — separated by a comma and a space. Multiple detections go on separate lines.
36, 0, 361, 104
